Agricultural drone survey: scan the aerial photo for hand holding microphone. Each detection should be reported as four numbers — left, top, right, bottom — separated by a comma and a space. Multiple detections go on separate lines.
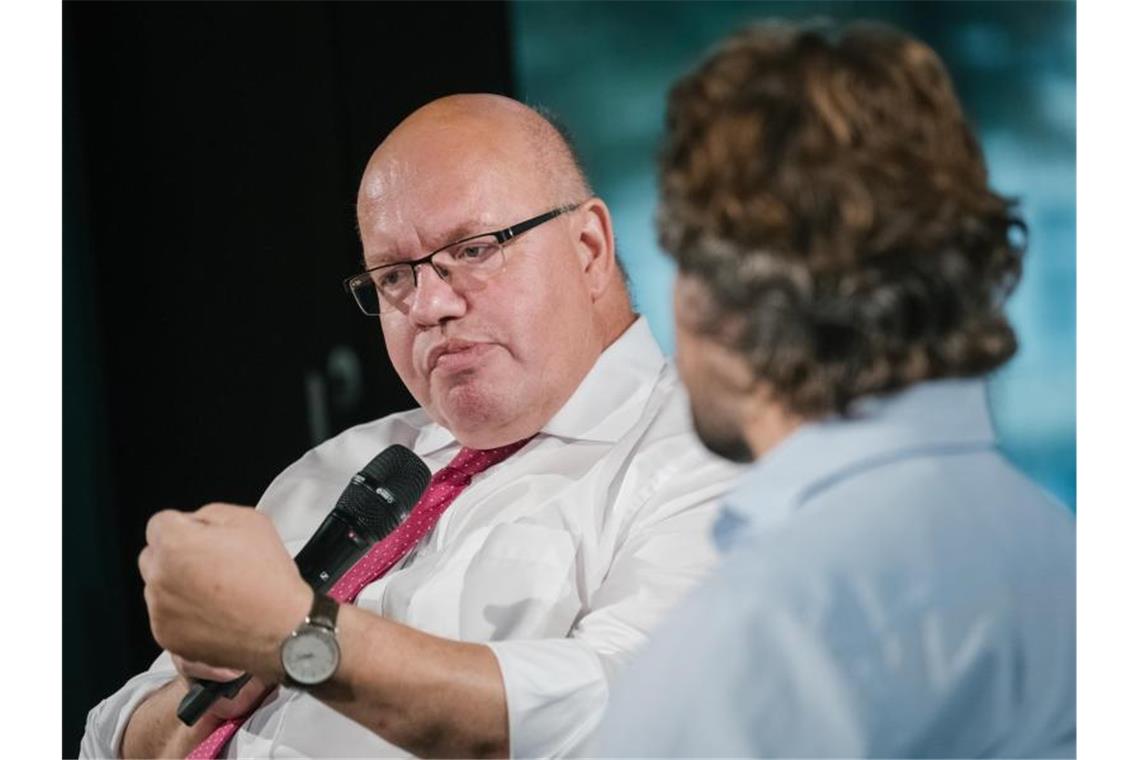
138, 503, 311, 680
136, 445, 430, 726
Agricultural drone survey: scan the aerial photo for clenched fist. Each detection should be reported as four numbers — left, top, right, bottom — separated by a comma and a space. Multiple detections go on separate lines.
138, 503, 311, 683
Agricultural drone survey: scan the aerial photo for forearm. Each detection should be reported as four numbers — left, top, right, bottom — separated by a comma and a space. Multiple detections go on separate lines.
120, 679, 222, 759
309, 604, 509, 758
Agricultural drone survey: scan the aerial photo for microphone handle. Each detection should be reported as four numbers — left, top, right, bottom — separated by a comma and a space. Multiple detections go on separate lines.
176, 674, 252, 726
176, 512, 379, 726
293, 511, 379, 593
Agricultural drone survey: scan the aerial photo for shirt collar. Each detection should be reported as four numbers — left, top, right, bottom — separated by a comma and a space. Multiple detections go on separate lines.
414, 316, 665, 455
721, 378, 998, 535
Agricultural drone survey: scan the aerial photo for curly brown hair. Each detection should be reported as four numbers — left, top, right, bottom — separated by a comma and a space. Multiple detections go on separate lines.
660, 20, 1025, 417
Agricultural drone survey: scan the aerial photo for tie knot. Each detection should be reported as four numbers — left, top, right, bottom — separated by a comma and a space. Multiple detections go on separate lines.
446, 436, 535, 480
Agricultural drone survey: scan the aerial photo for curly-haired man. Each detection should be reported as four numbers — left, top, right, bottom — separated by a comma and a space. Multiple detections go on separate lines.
599, 21, 1075, 757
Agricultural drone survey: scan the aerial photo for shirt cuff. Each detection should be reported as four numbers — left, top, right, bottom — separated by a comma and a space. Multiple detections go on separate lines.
487, 638, 609, 759
80, 654, 177, 759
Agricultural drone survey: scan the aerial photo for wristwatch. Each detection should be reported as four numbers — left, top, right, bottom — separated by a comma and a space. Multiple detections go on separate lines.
280, 590, 340, 687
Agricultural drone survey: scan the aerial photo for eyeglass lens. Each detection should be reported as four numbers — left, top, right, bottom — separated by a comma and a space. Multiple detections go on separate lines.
352, 234, 505, 314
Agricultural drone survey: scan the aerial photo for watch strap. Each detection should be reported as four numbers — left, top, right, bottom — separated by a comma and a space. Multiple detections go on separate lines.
307, 590, 339, 631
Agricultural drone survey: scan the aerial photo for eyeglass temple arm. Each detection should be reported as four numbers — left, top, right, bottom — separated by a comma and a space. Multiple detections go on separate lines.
495, 204, 580, 243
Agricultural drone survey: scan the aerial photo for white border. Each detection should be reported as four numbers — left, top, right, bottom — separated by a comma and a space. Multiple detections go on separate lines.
1077, 1, 1139, 756
1, 1, 63, 756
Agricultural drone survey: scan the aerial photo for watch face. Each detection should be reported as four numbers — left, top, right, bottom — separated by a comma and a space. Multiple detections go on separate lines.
282, 626, 339, 686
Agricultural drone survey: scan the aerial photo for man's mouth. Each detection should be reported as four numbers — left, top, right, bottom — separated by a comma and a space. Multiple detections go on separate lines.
427, 340, 495, 374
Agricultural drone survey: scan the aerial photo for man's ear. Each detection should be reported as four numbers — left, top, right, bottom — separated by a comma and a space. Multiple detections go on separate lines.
574, 198, 617, 300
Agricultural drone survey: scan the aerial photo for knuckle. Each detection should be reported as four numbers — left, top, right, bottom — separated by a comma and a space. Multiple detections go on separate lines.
145, 509, 181, 544
200, 501, 237, 517
140, 550, 166, 587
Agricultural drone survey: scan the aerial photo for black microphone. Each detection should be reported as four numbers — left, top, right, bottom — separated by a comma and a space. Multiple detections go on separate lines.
176, 444, 431, 726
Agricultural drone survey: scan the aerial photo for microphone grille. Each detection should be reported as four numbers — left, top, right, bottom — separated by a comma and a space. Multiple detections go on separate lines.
360, 444, 431, 507
339, 444, 431, 538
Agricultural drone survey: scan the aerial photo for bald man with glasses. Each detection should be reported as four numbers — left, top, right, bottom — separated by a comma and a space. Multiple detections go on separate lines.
82, 95, 740, 759
345, 204, 580, 318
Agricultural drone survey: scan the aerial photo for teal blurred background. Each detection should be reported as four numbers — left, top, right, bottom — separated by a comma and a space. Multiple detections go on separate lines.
512, 0, 1076, 509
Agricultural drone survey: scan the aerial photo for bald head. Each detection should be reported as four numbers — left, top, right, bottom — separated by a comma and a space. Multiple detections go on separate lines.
360, 94, 591, 222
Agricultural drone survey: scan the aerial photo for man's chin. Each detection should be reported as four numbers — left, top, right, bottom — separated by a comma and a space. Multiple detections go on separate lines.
435, 379, 512, 436
692, 411, 754, 463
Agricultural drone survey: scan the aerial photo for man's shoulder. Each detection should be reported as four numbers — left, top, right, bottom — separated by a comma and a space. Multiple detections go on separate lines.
293, 406, 435, 472
799, 447, 1074, 555
323, 406, 434, 451
717, 447, 1075, 632
256, 406, 436, 540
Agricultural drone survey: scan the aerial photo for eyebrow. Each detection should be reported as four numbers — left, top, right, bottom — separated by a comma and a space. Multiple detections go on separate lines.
360, 220, 495, 269
426, 221, 491, 251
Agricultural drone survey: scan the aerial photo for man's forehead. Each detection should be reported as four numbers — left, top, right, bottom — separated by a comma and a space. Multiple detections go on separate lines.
360, 157, 543, 251
364, 115, 536, 188
355, 106, 561, 261
358, 185, 510, 264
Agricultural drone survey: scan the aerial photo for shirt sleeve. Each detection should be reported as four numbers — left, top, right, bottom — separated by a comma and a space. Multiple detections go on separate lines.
487, 452, 734, 758
79, 651, 178, 759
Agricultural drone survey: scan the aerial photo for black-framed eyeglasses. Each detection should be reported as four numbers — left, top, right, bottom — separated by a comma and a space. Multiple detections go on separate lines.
344, 203, 583, 316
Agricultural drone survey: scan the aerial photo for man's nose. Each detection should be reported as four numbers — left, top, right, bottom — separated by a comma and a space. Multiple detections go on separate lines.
407, 263, 467, 326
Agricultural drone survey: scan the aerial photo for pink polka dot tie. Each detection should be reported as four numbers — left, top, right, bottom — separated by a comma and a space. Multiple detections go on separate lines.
187, 436, 535, 759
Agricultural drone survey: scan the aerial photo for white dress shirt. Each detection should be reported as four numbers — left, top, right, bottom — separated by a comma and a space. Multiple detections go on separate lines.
598, 379, 1075, 757
82, 317, 742, 758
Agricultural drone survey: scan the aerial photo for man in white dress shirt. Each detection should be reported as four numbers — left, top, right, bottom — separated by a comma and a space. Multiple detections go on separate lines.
81, 94, 740, 758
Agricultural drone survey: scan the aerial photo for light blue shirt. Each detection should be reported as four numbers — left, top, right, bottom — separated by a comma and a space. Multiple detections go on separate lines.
598, 379, 1075, 757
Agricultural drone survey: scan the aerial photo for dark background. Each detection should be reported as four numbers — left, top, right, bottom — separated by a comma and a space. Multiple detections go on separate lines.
63, 2, 514, 753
